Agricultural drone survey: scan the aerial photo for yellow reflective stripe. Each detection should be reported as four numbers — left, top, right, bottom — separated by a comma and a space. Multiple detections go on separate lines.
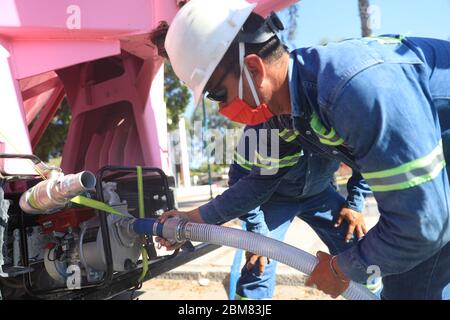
363, 141, 446, 192
254, 160, 296, 170
284, 131, 300, 142
255, 151, 301, 163
235, 293, 251, 300
278, 129, 291, 138
310, 113, 329, 137
235, 161, 252, 171
363, 141, 443, 179
310, 112, 344, 146
318, 136, 344, 146
235, 150, 301, 170
278, 129, 299, 142
255, 153, 301, 170
234, 146, 302, 171
369, 160, 445, 192
314, 127, 341, 143
234, 151, 253, 171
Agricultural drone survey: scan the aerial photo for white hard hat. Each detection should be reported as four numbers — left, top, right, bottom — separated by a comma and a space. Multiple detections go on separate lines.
165, 0, 257, 106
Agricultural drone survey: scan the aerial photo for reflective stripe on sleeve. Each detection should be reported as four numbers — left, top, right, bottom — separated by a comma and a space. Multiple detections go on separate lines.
362, 141, 446, 192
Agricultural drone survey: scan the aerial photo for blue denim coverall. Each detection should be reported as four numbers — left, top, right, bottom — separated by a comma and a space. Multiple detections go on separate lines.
288, 36, 450, 299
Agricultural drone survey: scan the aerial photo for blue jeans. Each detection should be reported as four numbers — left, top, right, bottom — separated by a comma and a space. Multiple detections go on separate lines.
236, 186, 355, 299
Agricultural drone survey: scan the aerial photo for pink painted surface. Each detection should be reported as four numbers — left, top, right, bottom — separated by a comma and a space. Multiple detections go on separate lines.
0, 0, 297, 178
12, 40, 121, 80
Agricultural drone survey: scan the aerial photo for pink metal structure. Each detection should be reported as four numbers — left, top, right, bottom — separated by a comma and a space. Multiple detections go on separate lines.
0, 0, 297, 179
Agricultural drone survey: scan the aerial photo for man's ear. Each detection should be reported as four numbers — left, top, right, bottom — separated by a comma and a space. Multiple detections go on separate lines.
244, 54, 266, 87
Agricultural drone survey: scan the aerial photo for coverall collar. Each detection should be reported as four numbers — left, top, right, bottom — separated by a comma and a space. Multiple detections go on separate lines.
288, 52, 303, 118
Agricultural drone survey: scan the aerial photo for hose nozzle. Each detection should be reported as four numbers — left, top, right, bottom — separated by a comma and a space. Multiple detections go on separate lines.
19, 171, 96, 214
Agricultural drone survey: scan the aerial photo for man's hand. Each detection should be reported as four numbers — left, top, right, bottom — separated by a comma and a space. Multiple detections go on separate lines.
155, 208, 204, 251
305, 251, 350, 298
335, 207, 368, 242
245, 252, 269, 275
158, 209, 191, 224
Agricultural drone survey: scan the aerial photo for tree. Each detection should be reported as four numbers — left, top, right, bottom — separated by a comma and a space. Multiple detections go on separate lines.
358, 0, 372, 37
287, 4, 299, 44
164, 62, 191, 131
34, 98, 71, 163
280, 3, 300, 48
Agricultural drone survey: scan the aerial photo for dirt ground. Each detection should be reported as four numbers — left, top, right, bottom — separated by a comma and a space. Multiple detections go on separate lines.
130, 278, 339, 300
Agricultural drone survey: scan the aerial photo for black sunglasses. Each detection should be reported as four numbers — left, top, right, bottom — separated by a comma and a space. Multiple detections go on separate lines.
205, 69, 230, 103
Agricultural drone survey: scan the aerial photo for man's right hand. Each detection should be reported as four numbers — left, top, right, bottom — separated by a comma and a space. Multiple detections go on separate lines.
155, 208, 204, 251
245, 252, 269, 275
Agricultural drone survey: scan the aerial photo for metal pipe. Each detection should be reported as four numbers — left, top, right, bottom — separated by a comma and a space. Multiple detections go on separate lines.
19, 171, 96, 214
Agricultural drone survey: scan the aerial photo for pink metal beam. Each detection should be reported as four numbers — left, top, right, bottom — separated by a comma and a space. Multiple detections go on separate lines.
24, 89, 55, 125
0, 0, 157, 38
11, 39, 121, 79
21, 76, 60, 101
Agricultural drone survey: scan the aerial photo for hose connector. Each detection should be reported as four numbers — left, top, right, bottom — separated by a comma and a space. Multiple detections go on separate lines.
130, 217, 188, 243
161, 216, 188, 242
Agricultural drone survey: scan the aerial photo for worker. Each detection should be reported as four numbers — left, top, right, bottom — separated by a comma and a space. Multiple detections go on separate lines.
161, 0, 450, 299
228, 122, 375, 299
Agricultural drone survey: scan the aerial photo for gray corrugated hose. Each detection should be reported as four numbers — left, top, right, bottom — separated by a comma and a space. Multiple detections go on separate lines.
132, 217, 379, 300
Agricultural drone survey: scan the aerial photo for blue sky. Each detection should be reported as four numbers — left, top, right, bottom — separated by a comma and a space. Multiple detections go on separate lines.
284, 0, 450, 48
184, 0, 450, 118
